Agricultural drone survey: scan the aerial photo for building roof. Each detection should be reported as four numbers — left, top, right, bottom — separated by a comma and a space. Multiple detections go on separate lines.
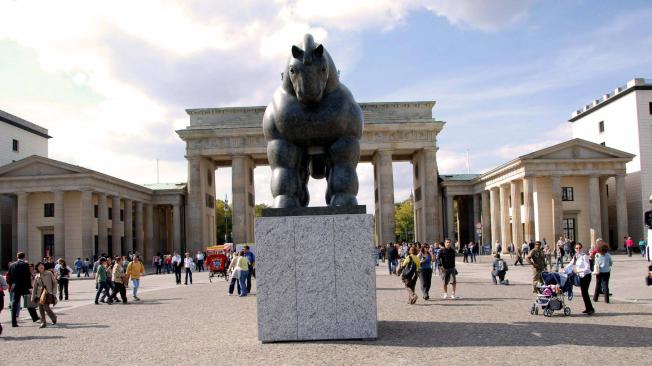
440, 174, 481, 181
0, 109, 51, 138
142, 182, 187, 191
569, 78, 652, 122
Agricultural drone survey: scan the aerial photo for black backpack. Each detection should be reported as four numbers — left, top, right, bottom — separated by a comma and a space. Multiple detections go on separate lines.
401, 256, 417, 281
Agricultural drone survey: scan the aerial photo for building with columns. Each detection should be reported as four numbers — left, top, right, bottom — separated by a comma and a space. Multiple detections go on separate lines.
570, 77, 652, 243
441, 139, 633, 251
0, 156, 186, 268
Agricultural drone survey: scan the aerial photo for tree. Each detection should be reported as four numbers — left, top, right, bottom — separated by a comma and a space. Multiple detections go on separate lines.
394, 196, 414, 242
255, 203, 270, 217
215, 199, 232, 244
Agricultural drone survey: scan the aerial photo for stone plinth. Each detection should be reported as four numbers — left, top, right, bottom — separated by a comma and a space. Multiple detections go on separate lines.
255, 213, 377, 342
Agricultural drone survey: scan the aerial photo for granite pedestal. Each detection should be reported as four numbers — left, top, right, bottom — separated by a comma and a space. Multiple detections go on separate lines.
255, 210, 377, 342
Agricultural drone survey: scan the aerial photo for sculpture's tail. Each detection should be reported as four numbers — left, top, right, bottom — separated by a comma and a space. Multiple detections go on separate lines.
308, 154, 327, 179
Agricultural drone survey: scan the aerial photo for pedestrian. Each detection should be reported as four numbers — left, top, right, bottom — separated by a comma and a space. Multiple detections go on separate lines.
439, 239, 458, 299
101, 257, 116, 303
23, 263, 41, 323
0, 273, 7, 335
227, 251, 242, 296
521, 241, 529, 257
110, 256, 128, 304
494, 240, 502, 254
398, 246, 420, 304
94, 258, 111, 305
164, 254, 172, 274
625, 236, 634, 257
32, 262, 58, 328
196, 250, 205, 272
593, 241, 613, 304
243, 245, 255, 293
387, 243, 398, 275
56, 259, 72, 301
556, 241, 565, 272
491, 253, 509, 285
418, 245, 432, 300
184, 252, 194, 285
126, 255, 145, 301
7, 252, 32, 327
513, 248, 524, 266
468, 242, 476, 263
639, 238, 647, 258
526, 241, 546, 294
172, 251, 182, 285
508, 242, 515, 260
155, 254, 162, 275
380, 245, 387, 263
74, 257, 83, 277
462, 244, 469, 263
83, 258, 91, 277
544, 242, 553, 271
572, 242, 595, 315
235, 250, 250, 297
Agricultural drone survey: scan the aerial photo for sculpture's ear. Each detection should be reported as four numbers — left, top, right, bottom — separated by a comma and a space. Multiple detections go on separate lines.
313, 44, 324, 58
292, 46, 304, 60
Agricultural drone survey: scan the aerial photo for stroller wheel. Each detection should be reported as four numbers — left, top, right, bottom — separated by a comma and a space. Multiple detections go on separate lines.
535, 307, 539, 315
543, 308, 553, 317
564, 307, 571, 316
530, 305, 535, 315
209, 273, 213, 283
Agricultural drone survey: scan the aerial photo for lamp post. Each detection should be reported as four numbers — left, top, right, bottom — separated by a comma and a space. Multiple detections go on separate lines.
224, 195, 229, 243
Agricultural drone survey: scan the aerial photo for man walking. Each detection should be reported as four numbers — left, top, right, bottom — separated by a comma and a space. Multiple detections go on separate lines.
172, 251, 182, 285
196, 250, 205, 272
243, 245, 255, 293
7, 252, 32, 327
526, 241, 546, 293
184, 252, 193, 285
387, 243, 398, 275
440, 239, 458, 299
126, 255, 144, 301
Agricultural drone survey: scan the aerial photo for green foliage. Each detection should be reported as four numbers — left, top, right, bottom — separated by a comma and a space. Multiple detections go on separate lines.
255, 203, 270, 217
215, 199, 232, 243
394, 197, 414, 242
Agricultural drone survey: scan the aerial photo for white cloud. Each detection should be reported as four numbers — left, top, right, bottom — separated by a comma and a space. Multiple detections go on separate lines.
421, 0, 534, 31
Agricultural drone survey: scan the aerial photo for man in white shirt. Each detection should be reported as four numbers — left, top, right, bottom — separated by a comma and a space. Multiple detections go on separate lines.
184, 253, 194, 285
172, 252, 182, 285
196, 251, 205, 272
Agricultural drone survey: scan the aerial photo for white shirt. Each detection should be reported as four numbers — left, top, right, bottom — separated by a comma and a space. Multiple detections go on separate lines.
196, 253, 204, 261
172, 255, 181, 264
573, 253, 592, 278
184, 257, 193, 268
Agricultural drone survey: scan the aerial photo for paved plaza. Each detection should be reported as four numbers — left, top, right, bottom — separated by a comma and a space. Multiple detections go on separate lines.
1, 255, 651, 365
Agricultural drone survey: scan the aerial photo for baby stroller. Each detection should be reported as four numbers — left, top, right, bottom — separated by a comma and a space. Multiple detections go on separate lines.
530, 272, 573, 317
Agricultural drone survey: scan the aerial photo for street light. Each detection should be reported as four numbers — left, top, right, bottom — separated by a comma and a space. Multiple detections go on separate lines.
224, 195, 229, 243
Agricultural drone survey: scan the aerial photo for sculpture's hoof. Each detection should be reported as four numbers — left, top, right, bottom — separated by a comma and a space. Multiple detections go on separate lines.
273, 195, 301, 208
329, 193, 358, 206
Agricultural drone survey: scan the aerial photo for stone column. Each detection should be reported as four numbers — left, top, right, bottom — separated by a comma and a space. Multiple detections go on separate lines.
422, 148, 440, 243
54, 191, 66, 260
80, 190, 94, 260
588, 176, 602, 240
135, 201, 144, 255
186, 157, 216, 254
522, 176, 534, 242
551, 175, 563, 240
97, 193, 108, 255
445, 192, 455, 241
124, 199, 133, 253
510, 180, 522, 246
481, 190, 490, 245
145, 203, 154, 259
373, 150, 395, 244
472, 193, 480, 242
173, 203, 182, 253
615, 174, 628, 243
232, 155, 255, 244
489, 187, 500, 250
112, 195, 121, 256
499, 184, 511, 253
16, 192, 28, 255
599, 177, 609, 240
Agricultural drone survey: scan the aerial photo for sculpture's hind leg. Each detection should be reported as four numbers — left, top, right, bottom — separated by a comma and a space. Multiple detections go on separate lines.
268, 139, 303, 208
326, 137, 359, 206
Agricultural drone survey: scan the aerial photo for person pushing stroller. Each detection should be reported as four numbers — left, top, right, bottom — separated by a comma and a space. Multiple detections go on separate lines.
491, 253, 509, 285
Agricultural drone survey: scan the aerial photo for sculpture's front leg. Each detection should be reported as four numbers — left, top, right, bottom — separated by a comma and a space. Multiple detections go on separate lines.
268, 139, 303, 208
326, 136, 359, 206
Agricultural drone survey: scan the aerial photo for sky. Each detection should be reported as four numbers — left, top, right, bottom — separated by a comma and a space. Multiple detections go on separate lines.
1, 0, 652, 212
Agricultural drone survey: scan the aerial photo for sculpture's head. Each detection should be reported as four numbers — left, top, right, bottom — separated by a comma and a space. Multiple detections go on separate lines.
285, 34, 336, 105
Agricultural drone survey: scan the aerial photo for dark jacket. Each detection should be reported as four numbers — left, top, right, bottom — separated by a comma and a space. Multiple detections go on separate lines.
7, 260, 32, 296
440, 247, 456, 269
387, 246, 398, 261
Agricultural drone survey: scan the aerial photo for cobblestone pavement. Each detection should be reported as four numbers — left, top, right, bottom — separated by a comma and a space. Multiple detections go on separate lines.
1, 255, 651, 365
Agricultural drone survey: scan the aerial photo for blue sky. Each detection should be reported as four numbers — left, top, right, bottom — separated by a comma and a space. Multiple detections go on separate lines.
1, 0, 651, 211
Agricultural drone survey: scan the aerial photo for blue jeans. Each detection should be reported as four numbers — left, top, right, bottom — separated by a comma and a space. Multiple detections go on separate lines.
132, 279, 140, 297
95, 281, 110, 303
388, 259, 397, 274
239, 270, 249, 296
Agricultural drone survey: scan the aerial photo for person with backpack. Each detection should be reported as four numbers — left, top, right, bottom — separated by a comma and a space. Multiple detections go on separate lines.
418, 245, 433, 300
491, 253, 509, 285
398, 246, 420, 304
440, 239, 458, 299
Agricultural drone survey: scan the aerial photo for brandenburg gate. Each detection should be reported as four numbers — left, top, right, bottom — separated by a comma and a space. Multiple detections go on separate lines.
176, 101, 444, 251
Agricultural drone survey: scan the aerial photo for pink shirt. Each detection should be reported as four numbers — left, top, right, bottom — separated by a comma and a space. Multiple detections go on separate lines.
626, 239, 634, 248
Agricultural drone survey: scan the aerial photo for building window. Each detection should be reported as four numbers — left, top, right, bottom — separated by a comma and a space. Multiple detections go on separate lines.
94, 205, 98, 218
649, 102, 652, 114
44, 203, 54, 217
108, 207, 113, 219
207, 170, 213, 187
12, 139, 19, 152
414, 187, 422, 202
600, 142, 606, 146
120, 209, 124, 222
562, 187, 574, 201
520, 192, 524, 205
414, 163, 419, 179
562, 218, 576, 241
598, 121, 604, 133
606, 184, 609, 197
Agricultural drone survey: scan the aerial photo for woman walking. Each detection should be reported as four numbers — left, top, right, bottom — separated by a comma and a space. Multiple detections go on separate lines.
94, 258, 110, 305
56, 259, 72, 301
399, 246, 421, 304
110, 256, 128, 304
593, 243, 613, 303
236, 250, 250, 297
418, 246, 432, 300
227, 251, 242, 296
184, 252, 193, 285
32, 262, 58, 328
572, 243, 595, 315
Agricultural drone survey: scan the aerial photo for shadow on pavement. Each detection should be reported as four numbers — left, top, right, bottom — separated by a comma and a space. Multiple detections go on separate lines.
1, 335, 65, 341
55, 322, 109, 329
371, 321, 652, 347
